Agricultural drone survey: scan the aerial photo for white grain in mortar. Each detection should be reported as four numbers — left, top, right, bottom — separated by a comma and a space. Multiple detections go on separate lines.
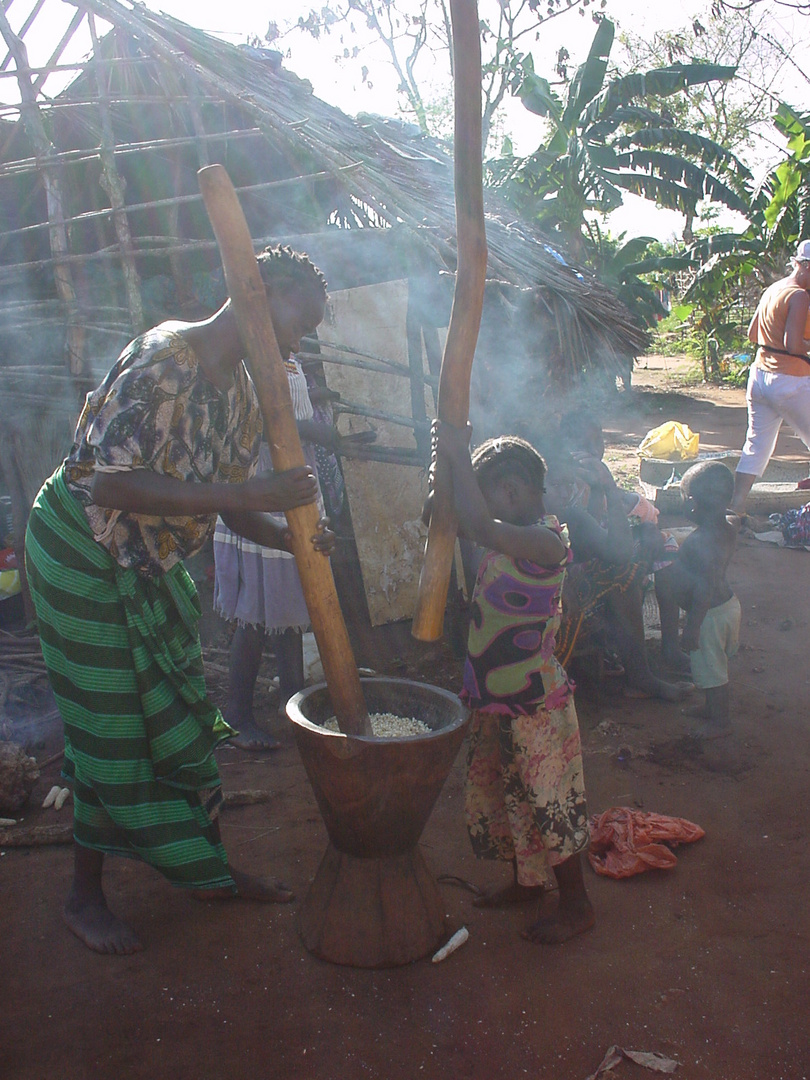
322, 712, 431, 737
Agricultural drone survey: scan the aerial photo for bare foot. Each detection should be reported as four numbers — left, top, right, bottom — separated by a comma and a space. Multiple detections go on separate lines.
681, 701, 710, 720
226, 720, 281, 752
521, 900, 595, 944
63, 894, 143, 955
194, 871, 294, 903
473, 881, 544, 908
231, 866, 295, 903
625, 678, 693, 702
222, 702, 281, 751
689, 720, 731, 741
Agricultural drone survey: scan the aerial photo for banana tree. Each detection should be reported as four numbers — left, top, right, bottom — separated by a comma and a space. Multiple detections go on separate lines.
585, 226, 668, 328
489, 18, 751, 260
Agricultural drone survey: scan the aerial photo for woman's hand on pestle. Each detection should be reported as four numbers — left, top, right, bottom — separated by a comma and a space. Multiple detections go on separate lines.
238, 467, 319, 512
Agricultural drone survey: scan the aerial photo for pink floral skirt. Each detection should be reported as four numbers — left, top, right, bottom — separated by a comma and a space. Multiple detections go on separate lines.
465, 698, 589, 887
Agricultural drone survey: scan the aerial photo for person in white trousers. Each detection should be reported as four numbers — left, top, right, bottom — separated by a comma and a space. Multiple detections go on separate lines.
732, 240, 810, 515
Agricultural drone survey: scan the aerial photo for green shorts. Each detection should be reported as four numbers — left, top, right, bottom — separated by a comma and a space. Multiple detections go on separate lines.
689, 595, 741, 690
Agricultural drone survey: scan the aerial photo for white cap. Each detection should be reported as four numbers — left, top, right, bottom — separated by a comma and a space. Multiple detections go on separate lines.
795, 239, 810, 262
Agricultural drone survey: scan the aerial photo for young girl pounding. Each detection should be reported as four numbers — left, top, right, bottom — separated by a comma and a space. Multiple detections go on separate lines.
436, 424, 594, 944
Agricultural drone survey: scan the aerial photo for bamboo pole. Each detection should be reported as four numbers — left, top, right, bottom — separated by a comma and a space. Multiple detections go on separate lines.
406, 291, 431, 463
197, 164, 370, 737
0, 166, 362, 241
0, 128, 260, 177
0, 6, 86, 375
87, 13, 144, 334
411, 0, 487, 641
0, 54, 152, 77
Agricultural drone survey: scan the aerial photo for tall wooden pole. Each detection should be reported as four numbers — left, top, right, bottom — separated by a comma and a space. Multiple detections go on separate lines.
198, 165, 371, 736
411, 0, 487, 641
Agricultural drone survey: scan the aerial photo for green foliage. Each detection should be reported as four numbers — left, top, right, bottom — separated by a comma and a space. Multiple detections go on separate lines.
650, 305, 751, 385
585, 225, 668, 329
273, 0, 609, 154
616, 8, 797, 154
660, 103, 810, 377
651, 308, 706, 359
489, 18, 748, 262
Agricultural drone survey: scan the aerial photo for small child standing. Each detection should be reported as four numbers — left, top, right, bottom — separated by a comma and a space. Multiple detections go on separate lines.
436, 423, 594, 944
655, 461, 741, 736
213, 355, 331, 749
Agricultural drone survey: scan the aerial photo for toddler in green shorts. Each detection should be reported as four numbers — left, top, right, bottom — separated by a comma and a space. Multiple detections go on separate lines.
655, 461, 741, 736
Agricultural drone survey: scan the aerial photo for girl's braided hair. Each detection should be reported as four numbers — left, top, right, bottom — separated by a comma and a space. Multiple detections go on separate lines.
255, 244, 327, 299
471, 435, 546, 491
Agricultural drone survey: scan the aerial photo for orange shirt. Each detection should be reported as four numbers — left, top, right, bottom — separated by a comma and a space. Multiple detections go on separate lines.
752, 277, 810, 377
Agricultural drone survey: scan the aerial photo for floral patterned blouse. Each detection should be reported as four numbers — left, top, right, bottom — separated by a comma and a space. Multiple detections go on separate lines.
460, 515, 574, 717
63, 325, 262, 576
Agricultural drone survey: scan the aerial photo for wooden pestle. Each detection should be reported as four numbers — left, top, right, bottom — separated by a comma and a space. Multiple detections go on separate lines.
198, 165, 371, 736
411, 0, 487, 642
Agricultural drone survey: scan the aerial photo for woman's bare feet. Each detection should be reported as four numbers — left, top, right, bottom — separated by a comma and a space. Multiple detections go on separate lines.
521, 898, 595, 944
473, 881, 544, 908
63, 892, 143, 955
194, 868, 295, 903
231, 866, 295, 902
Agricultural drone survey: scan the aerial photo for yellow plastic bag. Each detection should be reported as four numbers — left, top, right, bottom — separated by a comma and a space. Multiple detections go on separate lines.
638, 421, 699, 460
0, 569, 20, 600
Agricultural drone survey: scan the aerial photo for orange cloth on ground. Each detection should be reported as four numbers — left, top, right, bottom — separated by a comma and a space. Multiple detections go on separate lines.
588, 807, 705, 879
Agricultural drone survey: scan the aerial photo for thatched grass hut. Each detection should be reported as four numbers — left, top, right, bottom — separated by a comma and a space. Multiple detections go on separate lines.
0, 0, 647, 635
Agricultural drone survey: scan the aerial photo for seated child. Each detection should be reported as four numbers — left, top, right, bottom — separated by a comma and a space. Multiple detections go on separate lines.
559, 407, 673, 568
654, 461, 741, 735
434, 424, 594, 944
543, 451, 690, 701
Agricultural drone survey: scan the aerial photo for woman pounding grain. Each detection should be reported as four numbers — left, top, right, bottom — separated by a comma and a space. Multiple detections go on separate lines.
25, 246, 332, 955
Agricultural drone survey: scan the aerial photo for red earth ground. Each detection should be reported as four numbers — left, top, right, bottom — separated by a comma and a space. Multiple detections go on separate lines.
3, 357, 810, 1080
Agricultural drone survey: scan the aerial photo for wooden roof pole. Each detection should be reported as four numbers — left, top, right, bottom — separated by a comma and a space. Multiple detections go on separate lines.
0, 5, 86, 374
87, 13, 145, 334
198, 164, 371, 737
411, 0, 486, 642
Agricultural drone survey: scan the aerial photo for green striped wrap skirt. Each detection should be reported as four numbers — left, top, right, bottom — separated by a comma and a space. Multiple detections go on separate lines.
25, 467, 237, 891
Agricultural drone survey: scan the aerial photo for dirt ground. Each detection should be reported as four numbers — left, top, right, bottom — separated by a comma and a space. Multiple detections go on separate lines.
4, 356, 810, 1080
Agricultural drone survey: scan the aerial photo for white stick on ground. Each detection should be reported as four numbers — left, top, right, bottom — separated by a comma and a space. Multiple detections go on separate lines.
432, 927, 469, 963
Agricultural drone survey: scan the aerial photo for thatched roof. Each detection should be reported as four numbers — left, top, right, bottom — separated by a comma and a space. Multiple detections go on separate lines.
0, 0, 647, 398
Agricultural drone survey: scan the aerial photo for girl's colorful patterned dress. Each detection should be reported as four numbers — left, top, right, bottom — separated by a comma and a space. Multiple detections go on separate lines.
460, 515, 590, 887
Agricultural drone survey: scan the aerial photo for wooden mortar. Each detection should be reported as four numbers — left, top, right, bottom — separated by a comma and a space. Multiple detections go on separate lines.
288, 677, 469, 967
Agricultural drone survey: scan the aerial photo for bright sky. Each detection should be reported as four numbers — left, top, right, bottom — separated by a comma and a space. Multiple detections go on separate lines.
145, 0, 810, 241
4, 0, 808, 242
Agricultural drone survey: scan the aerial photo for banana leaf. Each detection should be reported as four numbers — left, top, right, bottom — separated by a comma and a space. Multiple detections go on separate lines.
613, 129, 751, 179
582, 62, 737, 127
560, 17, 615, 135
